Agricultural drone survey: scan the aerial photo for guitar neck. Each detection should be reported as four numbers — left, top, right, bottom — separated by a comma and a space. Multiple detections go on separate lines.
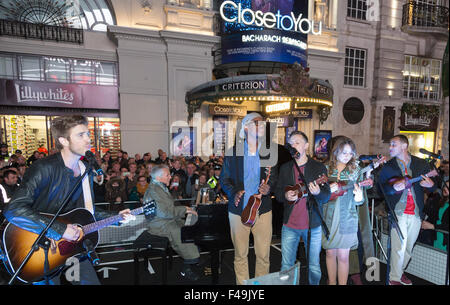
82, 206, 143, 235
340, 181, 369, 192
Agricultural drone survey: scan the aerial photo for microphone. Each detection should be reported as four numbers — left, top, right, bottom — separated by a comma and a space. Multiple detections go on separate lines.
84, 151, 104, 176
83, 239, 100, 266
419, 148, 442, 159
359, 154, 381, 161
285, 143, 300, 159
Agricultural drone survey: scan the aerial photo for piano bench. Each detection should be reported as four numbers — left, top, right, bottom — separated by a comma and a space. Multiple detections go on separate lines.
132, 231, 174, 285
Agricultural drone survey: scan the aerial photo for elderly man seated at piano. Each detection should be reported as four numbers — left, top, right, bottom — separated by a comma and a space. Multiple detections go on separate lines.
143, 164, 202, 281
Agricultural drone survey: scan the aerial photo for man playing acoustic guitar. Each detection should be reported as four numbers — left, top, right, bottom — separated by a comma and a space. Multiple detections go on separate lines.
3, 115, 134, 285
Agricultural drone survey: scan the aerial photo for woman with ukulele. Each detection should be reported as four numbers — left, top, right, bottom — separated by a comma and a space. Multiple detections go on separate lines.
322, 136, 364, 285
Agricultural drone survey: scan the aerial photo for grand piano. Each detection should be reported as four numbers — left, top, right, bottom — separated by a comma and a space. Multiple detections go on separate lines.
181, 202, 232, 284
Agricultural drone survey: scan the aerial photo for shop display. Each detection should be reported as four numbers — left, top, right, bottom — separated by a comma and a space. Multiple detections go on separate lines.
1, 115, 40, 158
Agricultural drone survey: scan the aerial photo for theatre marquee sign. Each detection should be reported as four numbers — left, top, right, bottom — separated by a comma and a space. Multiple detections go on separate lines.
209, 104, 247, 117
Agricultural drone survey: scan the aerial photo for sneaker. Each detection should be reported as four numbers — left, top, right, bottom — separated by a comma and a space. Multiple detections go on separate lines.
400, 274, 412, 285
350, 273, 363, 285
388, 280, 402, 285
180, 264, 201, 281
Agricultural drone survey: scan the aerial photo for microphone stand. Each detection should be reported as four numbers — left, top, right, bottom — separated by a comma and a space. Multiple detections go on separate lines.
376, 177, 404, 286
291, 156, 329, 285
8, 163, 93, 285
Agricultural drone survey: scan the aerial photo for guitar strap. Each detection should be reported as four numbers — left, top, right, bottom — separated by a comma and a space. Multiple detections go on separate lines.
78, 160, 94, 214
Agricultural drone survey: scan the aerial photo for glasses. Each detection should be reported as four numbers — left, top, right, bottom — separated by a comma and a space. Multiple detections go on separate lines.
248, 119, 266, 126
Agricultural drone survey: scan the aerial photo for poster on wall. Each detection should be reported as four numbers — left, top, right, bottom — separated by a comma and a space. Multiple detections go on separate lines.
313, 130, 332, 160
285, 118, 298, 143
171, 126, 195, 157
382, 107, 395, 143
213, 116, 228, 156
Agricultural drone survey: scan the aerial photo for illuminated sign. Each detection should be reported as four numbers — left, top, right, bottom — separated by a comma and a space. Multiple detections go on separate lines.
265, 102, 291, 113
220, 80, 266, 91
220, 0, 321, 35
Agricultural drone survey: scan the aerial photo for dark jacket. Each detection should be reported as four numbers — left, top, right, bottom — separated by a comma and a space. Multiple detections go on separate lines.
275, 158, 330, 229
3, 152, 115, 241
424, 193, 449, 247
377, 155, 437, 219
219, 141, 279, 216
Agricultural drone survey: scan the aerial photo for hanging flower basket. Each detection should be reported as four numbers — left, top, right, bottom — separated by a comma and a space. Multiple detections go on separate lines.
401, 103, 440, 119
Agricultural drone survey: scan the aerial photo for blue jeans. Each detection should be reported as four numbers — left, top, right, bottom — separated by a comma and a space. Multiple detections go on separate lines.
281, 225, 322, 285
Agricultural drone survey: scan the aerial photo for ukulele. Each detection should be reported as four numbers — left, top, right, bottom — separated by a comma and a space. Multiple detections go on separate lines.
387, 169, 438, 195
329, 178, 374, 201
241, 167, 271, 227
284, 174, 329, 205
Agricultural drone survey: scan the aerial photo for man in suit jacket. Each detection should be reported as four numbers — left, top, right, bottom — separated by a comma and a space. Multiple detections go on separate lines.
144, 164, 201, 281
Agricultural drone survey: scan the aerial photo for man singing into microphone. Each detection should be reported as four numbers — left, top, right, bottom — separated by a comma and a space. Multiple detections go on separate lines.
3, 115, 134, 285
377, 135, 436, 285
274, 131, 330, 285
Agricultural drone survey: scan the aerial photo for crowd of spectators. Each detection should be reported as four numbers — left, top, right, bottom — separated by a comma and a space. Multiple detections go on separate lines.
0, 143, 448, 251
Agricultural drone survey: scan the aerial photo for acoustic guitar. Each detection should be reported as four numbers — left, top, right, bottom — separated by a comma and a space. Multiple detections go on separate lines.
241, 167, 271, 227
284, 174, 329, 205
387, 169, 438, 195
1, 201, 156, 283
329, 178, 374, 201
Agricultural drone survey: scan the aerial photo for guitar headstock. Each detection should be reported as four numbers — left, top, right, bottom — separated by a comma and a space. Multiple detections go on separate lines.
375, 155, 387, 166
143, 199, 157, 220
316, 174, 328, 185
265, 167, 272, 181
427, 169, 439, 178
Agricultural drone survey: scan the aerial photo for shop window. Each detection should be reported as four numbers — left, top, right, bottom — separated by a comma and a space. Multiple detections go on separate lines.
0, 54, 16, 79
403, 55, 441, 101
344, 47, 366, 87
72, 59, 95, 84
343, 97, 365, 124
19, 56, 42, 81
44, 57, 70, 83
96, 62, 117, 86
399, 131, 435, 159
347, 0, 367, 20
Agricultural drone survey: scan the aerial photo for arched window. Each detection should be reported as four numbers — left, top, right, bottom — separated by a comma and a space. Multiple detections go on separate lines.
0, 0, 116, 31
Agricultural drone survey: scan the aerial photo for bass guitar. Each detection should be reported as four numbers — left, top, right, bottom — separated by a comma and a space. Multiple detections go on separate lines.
387, 169, 438, 195
284, 174, 329, 205
329, 178, 374, 201
1, 201, 156, 283
241, 167, 271, 227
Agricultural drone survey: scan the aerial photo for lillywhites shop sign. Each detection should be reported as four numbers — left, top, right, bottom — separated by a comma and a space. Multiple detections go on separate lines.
0, 79, 119, 109
220, 0, 322, 35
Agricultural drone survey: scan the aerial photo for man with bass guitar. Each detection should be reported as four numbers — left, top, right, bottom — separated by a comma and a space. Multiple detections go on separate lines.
2, 115, 135, 285
377, 134, 436, 285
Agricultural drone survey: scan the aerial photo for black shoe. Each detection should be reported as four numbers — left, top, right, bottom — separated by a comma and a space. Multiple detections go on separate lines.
180, 264, 201, 281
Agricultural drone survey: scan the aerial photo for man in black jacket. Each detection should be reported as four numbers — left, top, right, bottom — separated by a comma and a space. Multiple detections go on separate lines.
219, 112, 279, 285
3, 115, 134, 285
377, 134, 436, 285
275, 131, 330, 285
